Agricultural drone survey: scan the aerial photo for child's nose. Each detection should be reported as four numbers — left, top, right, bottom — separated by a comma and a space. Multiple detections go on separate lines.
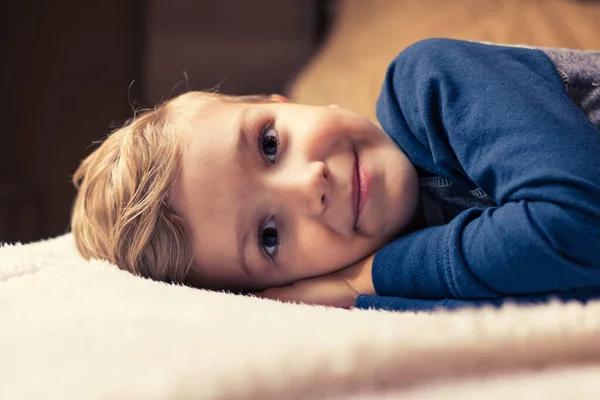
278, 162, 328, 216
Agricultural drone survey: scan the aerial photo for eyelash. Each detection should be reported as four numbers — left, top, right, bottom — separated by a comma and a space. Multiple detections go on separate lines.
257, 120, 279, 164
257, 216, 280, 261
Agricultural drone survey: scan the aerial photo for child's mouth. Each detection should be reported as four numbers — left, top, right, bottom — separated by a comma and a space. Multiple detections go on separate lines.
352, 150, 368, 230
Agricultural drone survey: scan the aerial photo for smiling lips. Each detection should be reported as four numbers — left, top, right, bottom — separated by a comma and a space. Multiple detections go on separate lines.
352, 150, 368, 229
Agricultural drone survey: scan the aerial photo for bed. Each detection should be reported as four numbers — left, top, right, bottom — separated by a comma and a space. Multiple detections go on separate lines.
3, 1, 600, 398
2, 234, 600, 399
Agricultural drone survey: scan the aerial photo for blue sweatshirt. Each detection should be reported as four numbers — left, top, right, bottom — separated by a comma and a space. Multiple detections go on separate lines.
355, 39, 600, 312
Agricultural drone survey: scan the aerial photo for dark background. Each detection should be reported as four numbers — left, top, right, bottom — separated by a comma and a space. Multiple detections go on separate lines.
0, 1, 331, 243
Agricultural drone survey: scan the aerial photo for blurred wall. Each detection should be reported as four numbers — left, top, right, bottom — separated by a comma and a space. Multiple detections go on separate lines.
144, 0, 318, 103
0, 1, 141, 243
0, 1, 325, 243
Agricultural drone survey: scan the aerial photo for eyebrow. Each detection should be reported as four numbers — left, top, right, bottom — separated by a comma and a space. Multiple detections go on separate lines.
237, 107, 250, 155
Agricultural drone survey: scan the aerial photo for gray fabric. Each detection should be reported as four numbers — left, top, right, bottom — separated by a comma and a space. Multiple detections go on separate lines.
542, 48, 600, 129
419, 177, 495, 226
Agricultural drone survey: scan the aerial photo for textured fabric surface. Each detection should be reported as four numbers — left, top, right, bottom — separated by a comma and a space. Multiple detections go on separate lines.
2, 235, 600, 399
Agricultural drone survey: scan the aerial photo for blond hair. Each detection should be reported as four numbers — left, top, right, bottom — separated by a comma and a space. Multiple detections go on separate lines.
71, 91, 273, 284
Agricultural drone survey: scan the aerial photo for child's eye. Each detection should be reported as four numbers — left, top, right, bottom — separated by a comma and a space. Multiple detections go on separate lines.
259, 123, 279, 164
258, 217, 278, 258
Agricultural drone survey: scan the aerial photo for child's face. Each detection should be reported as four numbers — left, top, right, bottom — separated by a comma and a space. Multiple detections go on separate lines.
172, 99, 419, 291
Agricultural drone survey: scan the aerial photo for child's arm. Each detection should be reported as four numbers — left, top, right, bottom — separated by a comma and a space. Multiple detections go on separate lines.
371, 39, 600, 301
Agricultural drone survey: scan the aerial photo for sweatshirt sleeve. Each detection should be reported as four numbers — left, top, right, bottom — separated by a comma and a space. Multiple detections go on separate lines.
372, 39, 600, 300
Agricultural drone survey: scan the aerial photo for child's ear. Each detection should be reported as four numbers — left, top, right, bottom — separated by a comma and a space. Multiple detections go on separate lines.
270, 94, 290, 103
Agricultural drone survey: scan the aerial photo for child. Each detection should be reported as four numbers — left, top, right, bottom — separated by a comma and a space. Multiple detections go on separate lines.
72, 39, 600, 312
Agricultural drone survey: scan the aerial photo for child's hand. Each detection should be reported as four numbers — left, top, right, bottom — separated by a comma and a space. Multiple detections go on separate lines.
255, 254, 376, 309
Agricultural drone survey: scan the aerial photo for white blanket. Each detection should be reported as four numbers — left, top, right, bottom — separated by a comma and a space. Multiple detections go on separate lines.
2, 235, 600, 399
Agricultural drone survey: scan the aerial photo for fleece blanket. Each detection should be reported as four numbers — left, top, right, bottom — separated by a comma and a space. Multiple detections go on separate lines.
1, 235, 600, 399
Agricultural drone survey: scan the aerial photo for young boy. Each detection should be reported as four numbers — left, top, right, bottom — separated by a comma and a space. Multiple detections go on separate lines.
72, 39, 600, 312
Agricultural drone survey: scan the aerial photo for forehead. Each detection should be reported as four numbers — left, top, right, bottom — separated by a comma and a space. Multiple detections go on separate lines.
171, 99, 254, 288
